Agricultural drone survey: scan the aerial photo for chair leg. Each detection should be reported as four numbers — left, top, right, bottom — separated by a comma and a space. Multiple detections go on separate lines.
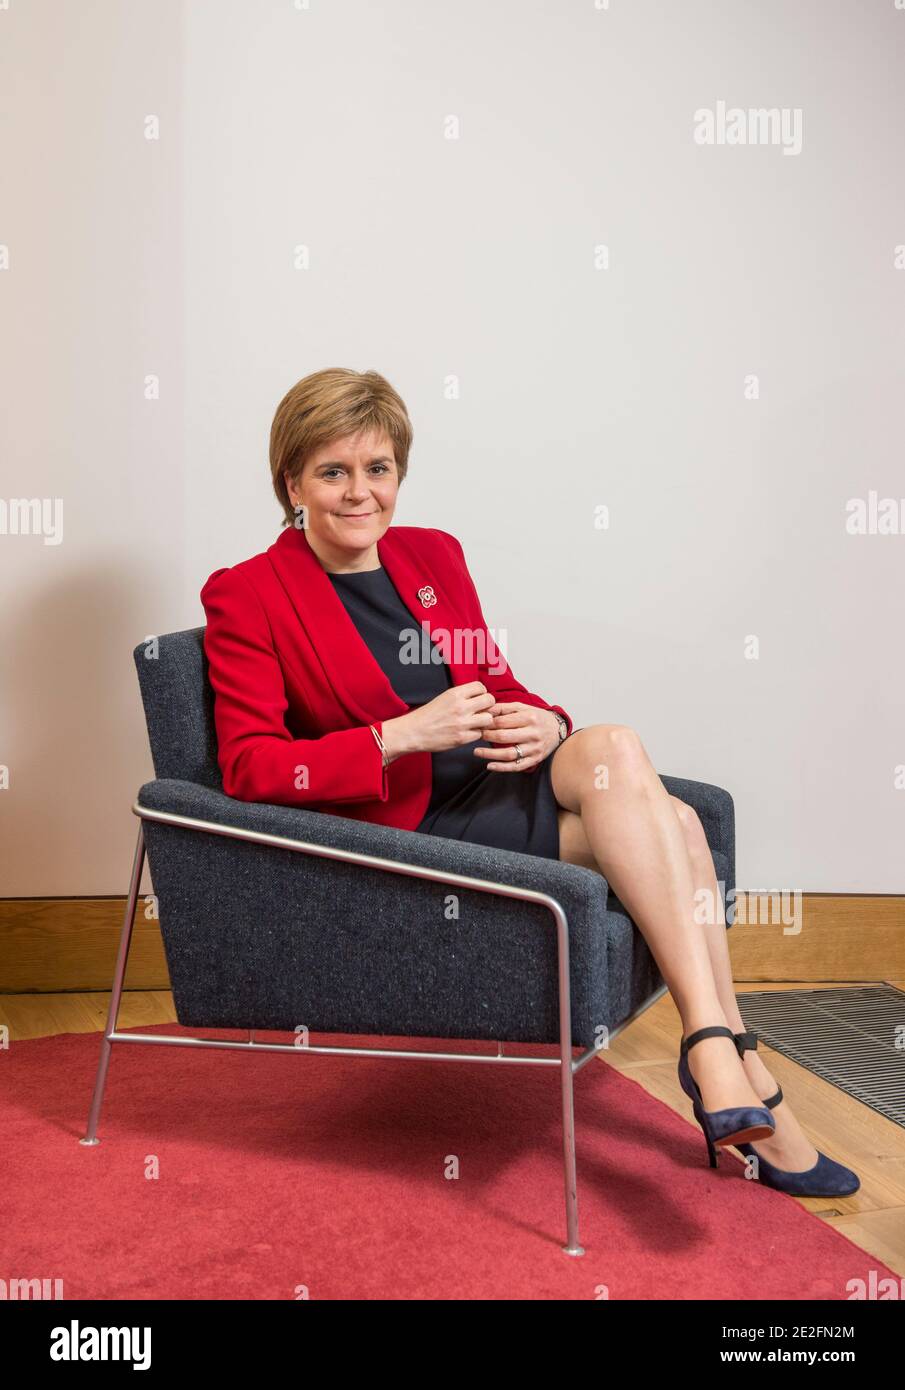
560, 1047, 584, 1256
555, 906, 585, 1257
79, 823, 146, 1146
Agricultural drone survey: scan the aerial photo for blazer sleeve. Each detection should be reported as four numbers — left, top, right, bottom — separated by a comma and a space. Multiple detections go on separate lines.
200, 565, 390, 807
436, 531, 574, 735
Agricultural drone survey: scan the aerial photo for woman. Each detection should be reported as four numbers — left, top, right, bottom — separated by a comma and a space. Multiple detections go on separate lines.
201, 367, 858, 1199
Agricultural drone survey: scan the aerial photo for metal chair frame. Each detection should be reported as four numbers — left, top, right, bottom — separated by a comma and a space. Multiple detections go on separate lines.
81, 801, 668, 1257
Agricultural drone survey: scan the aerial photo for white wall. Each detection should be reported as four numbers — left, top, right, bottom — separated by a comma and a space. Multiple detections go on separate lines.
1, 0, 185, 898
2, 0, 903, 895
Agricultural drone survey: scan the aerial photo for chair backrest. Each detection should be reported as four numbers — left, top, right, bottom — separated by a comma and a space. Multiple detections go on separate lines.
133, 627, 222, 788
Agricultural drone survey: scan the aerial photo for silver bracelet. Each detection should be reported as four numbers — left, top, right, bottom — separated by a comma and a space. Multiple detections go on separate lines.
369, 724, 389, 768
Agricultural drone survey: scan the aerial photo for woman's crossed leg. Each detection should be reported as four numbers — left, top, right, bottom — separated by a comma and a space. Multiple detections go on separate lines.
551, 724, 818, 1170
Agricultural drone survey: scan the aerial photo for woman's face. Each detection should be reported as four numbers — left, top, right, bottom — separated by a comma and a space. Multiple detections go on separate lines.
285, 428, 399, 561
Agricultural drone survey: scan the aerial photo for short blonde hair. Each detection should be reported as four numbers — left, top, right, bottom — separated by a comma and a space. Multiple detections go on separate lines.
270, 368, 413, 527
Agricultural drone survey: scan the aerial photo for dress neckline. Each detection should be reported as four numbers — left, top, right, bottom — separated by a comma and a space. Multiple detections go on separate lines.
326, 566, 384, 578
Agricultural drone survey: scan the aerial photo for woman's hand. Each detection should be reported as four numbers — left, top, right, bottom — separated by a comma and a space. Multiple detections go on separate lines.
472, 702, 561, 772
380, 682, 497, 761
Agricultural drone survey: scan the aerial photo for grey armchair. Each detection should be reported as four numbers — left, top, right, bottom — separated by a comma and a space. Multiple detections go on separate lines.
81, 628, 736, 1257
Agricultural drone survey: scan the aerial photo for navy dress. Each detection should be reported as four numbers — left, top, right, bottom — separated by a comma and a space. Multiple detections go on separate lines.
326, 564, 565, 860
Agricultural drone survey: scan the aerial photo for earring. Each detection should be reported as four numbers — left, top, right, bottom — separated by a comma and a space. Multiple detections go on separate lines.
293, 501, 306, 530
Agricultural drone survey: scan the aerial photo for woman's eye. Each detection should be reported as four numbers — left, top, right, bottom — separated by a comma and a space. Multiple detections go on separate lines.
321, 463, 389, 479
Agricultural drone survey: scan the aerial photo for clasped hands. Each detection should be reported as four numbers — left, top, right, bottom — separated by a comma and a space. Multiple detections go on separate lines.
473, 700, 561, 773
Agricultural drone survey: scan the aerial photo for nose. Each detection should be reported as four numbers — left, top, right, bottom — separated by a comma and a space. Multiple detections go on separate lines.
344, 469, 372, 499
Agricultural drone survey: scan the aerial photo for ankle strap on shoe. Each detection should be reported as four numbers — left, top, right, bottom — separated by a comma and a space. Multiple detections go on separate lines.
681, 1025, 742, 1056
734, 1030, 782, 1108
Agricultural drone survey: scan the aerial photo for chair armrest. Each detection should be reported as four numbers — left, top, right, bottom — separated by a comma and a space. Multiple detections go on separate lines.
135, 779, 619, 1047
135, 778, 608, 914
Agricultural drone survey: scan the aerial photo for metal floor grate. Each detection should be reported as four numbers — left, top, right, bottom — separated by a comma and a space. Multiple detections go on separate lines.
737, 984, 905, 1129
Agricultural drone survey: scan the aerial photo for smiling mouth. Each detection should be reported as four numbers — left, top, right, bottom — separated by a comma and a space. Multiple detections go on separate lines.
337, 512, 378, 517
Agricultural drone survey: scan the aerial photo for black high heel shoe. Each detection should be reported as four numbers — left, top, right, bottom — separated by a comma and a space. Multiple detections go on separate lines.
678, 1025, 776, 1168
732, 1030, 861, 1197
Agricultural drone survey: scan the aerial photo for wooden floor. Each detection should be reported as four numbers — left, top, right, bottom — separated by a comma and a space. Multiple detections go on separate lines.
4, 980, 904, 1279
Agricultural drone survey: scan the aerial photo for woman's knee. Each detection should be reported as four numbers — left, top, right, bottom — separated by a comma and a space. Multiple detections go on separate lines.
669, 795, 708, 853
586, 728, 650, 783
575, 723, 654, 792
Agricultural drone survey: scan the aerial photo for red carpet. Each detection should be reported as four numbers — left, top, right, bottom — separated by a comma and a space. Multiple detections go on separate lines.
2, 1021, 892, 1300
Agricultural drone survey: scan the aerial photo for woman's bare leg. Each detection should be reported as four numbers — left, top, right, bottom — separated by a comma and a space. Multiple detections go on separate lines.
661, 799, 818, 1169
550, 725, 765, 1116
557, 754, 819, 1168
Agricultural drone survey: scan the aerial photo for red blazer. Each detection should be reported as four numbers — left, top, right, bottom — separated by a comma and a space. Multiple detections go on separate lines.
200, 524, 573, 831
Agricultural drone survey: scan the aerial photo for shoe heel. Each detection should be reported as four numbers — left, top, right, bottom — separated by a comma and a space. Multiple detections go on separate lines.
679, 1024, 776, 1166
693, 1102, 720, 1168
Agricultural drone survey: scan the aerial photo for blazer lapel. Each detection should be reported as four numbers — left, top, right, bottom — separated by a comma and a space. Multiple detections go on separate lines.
266, 524, 475, 727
